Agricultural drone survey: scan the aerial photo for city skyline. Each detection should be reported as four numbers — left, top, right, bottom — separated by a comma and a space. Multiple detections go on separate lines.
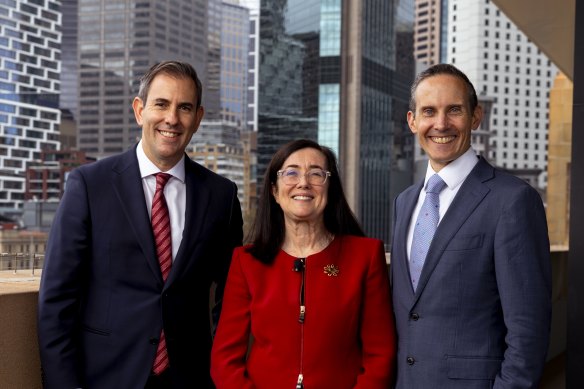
0, 0, 561, 235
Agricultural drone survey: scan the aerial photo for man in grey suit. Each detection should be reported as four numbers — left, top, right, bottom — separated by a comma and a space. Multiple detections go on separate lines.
390, 63, 551, 389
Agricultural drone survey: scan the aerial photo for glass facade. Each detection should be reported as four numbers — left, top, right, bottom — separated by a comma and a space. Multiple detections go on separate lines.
318, 84, 340, 154
259, 0, 415, 243
221, 2, 250, 128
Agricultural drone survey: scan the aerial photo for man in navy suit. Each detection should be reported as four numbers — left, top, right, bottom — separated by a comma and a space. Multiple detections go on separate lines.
390, 64, 551, 389
38, 61, 243, 388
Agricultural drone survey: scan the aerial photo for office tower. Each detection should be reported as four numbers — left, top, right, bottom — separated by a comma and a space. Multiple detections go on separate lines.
61, 0, 78, 122
221, 1, 250, 128
447, 0, 557, 190
75, 0, 209, 158
0, 0, 62, 212
237, 0, 260, 132
206, 0, 222, 120
187, 0, 256, 222
413, 0, 445, 65
258, 0, 415, 243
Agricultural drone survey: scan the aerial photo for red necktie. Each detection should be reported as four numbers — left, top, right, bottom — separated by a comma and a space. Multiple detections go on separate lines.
151, 172, 172, 375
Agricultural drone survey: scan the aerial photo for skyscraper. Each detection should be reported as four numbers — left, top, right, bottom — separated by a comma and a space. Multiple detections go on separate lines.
257, 0, 415, 243
75, 0, 209, 158
413, 0, 444, 66
221, 1, 250, 128
0, 0, 62, 212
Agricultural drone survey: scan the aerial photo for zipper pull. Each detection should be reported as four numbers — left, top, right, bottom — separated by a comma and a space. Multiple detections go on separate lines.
296, 373, 304, 389
299, 305, 305, 323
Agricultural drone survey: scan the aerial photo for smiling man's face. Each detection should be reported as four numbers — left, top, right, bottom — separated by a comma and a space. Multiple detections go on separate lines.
407, 74, 482, 172
133, 73, 204, 171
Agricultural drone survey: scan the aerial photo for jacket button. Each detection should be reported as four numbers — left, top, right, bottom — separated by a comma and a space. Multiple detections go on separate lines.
406, 356, 415, 365
149, 337, 159, 345
410, 313, 419, 321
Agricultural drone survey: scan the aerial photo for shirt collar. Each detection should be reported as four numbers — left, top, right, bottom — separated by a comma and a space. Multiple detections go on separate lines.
136, 140, 186, 183
424, 147, 479, 190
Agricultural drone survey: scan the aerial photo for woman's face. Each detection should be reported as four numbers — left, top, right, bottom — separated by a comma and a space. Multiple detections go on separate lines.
272, 147, 329, 226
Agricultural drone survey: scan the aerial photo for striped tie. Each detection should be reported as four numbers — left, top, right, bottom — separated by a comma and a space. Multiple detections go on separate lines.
151, 172, 172, 375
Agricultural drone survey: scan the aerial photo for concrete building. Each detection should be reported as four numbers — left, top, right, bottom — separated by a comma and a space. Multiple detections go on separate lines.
24, 149, 95, 202
187, 121, 256, 221
239, 0, 260, 132
258, 0, 415, 244
0, 0, 62, 211
413, 0, 445, 65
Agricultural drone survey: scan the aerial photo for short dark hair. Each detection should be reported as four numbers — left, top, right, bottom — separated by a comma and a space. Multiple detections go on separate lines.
138, 60, 203, 109
409, 63, 478, 115
247, 139, 365, 263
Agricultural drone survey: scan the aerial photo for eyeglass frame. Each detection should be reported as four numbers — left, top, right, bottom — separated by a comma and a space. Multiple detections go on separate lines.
276, 168, 332, 186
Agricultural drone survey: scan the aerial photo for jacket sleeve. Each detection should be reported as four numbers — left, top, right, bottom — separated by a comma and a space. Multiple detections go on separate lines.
211, 247, 256, 389
354, 240, 397, 389
493, 185, 552, 389
37, 168, 90, 388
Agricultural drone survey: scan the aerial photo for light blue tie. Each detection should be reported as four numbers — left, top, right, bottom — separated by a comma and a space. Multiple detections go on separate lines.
410, 174, 447, 291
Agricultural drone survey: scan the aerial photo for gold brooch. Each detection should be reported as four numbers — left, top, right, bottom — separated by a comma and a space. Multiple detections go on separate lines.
323, 264, 339, 277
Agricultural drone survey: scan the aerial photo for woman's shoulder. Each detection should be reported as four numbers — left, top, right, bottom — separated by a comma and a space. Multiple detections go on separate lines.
233, 244, 253, 257
232, 244, 267, 264
339, 235, 384, 248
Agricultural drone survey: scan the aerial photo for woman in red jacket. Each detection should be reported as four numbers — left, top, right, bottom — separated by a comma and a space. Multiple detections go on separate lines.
211, 139, 396, 389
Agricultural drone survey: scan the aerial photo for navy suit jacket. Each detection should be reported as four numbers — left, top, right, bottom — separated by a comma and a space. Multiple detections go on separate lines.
390, 157, 551, 389
38, 146, 243, 389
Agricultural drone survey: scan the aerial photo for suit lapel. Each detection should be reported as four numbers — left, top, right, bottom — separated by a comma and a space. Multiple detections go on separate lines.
413, 158, 494, 300
165, 157, 211, 286
111, 148, 162, 285
396, 182, 424, 298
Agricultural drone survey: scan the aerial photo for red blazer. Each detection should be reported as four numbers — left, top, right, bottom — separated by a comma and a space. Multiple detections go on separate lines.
211, 235, 396, 389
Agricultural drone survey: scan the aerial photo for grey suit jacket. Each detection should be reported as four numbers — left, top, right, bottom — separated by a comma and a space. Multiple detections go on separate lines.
390, 157, 551, 389
38, 146, 243, 389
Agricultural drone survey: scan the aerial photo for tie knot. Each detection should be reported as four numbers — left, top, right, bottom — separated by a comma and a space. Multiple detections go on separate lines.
425, 174, 446, 194
155, 173, 172, 191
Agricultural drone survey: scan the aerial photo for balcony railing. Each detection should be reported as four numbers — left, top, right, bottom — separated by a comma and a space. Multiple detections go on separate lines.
0, 253, 45, 275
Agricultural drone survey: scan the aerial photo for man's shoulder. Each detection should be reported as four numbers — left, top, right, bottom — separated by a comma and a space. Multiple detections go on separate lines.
73, 148, 134, 176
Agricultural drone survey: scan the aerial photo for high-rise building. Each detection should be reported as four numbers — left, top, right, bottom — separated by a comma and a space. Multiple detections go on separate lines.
447, 0, 557, 190
257, 0, 415, 243
206, 0, 222, 120
61, 0, 78, 123
237, 0, 260, 133
75, 0, 209, 158
0, 0, 62, 212
413, 0, 444, 65
221, 1, 250, 128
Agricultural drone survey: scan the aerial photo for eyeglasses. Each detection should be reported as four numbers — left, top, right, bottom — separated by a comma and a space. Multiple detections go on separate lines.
276, 168, 331, 186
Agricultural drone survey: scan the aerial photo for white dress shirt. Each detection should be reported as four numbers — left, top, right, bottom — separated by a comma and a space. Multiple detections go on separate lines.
406, 147, 480, 261
136, 140, 186, 261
